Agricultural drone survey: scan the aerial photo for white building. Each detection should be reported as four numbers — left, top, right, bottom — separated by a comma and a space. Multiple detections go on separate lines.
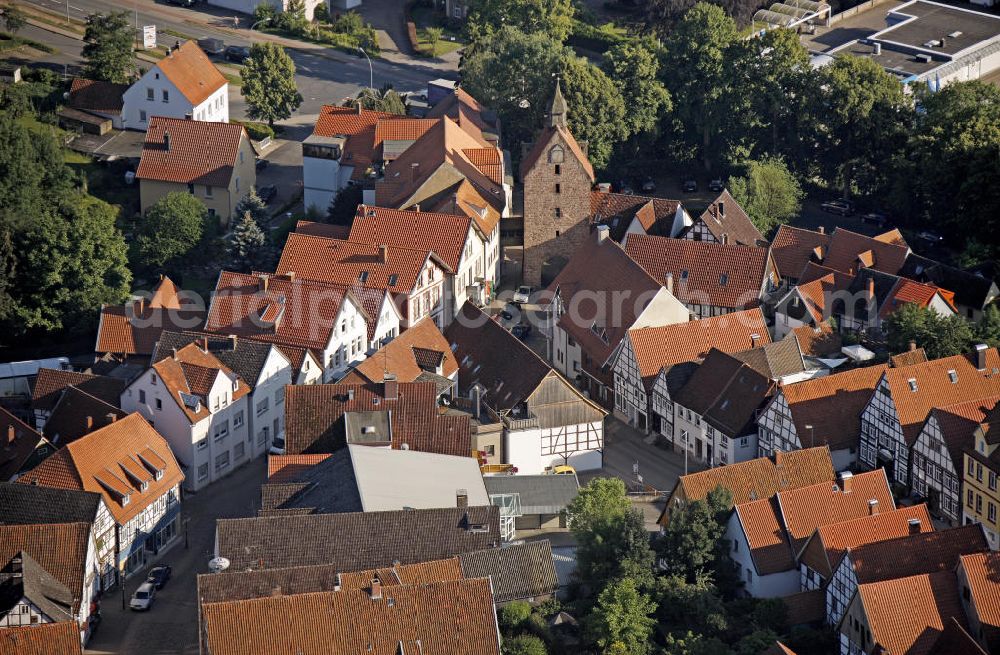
121, 343, 252, 492
206, 0, 329, 20
121, 40, 228, 131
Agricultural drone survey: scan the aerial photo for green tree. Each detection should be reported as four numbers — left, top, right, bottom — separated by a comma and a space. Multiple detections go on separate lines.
275, 0, 308, 35
253, 2, 277, 25
498, 600, 533, 634
235, 187, 270, 228
654, 574, 728, 636
568, 477, 631, 535
586, 577, 656, 655
346, 84, 407, 115
228, 211, 269, 271
327, 184, 364, 224
727, 157, 803, 235
657, 486, 733, 580
135, 192, 208, 269
603, 39, 671, 137
82, 12, 134, 84
241, 42, 303, 128
466, 0, 575, 42
884, 303, 975, 360
810, 55, 910, 198
662, 3, 738, 172
425, 26, 443, 54
560, 54, 628, 170
977, 305, 1000, 348
3, 5, 26, 34
504, 635, 548, 655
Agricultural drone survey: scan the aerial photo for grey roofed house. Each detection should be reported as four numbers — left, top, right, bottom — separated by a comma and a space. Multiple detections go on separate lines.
151, 331, 280, 385
899, 254, 999, 317
0, 551, 74, 623
483, 475, 579, 516
731, 338, 807, 381
215, 506, 501, 572
0, 482, 103, 526
259, 444, 490, 516
458, 540, 560, 603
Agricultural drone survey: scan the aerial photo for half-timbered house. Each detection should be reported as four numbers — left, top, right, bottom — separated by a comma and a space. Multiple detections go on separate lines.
678, 190, 765, 247
962, 402, 1000, 549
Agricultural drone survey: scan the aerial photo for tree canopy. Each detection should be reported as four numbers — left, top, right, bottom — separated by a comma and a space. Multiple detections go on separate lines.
346, 85, 407, 115
466, 0, 576, 42
82, 12, 135, 84
586, 577, 657, 655
135, 192, 209, 269
242, 42, 303, 127
884, 303, 975, 360
728, 157, 803, 235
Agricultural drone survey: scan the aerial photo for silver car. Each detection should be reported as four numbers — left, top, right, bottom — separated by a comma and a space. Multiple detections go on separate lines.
130, 582, 156, 611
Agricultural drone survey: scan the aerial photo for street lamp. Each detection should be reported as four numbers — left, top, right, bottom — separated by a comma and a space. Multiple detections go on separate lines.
250, 17, 271, 31
357, 46, 373, 91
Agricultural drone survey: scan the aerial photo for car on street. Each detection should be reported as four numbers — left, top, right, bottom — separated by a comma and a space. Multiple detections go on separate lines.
197, 38, 225, 55
130, 582, 156, 611
258, 185, 277, 204
269, 436, 286, 456
225, 45, 251, 63
682, 178, 698, 193
641, 177, 656, 193
918, 230, 944, 243
708, 178, 724, 192
512, 286, 532, 305
168, 0, 197, 6
821, 199, 855, 216
146, 566, 172, 590
255, 158, 268, 172
511, 324, 532, 340
860, 212, 889, 227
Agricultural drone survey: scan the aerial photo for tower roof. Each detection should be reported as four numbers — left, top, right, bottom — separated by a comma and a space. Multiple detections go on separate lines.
549, 78, 567, 128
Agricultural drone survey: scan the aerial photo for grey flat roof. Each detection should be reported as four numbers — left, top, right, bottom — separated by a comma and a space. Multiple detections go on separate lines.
484, 474, 579, 515
878, 0, 999, 55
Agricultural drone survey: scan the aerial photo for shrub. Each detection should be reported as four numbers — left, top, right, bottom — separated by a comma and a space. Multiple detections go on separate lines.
499, 601, 533, 633
566, 21, 625, 53
232, 119, 274, 141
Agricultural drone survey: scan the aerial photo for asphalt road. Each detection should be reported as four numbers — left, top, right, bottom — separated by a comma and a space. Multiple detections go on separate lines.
17, 0, 453, 117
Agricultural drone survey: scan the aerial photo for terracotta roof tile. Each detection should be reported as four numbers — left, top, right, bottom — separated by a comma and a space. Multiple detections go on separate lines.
42, 386, 127, 446
927, 395, 1000, 471
777, 470, 894, 547
789, 323, 843, 358
426, 88, 498, 143
736, 497, 797, 574
68, 77, 126, 115
0, 522, 90, 613
856, 571, 965, 655
201, 578, 500, 655
31, 368, 124, 412
17, 413, 184, 524
771, 225, 830, 280
823, 228, 910, 276
428, 178, 501, 235
151, 342, 250, 424
520, 124, 594, 181
925, 617, 988, 655
694, 190, 765, 246
349, 205, 471, 271
462, 147, 503, 185
293, 221, 350, 240
849, 524, 988, 585
95, 276, 205, 356
879, 278, 956, 320
312, 105, 397, 139
591, 192, 679, 242
675, 349, 775, 436
0, 408, 51, 482
267, 454, 333, 481
629, 308, 771, 389
765, 642, 799, 655
773, 364, 888, 452
154, 40, 226, 105
626, 234, 771, 310
797, 504, 933, 581
881, 348, 1000, 445
136, 117, 247, 186
781, 590, 826, 627
0, 621, 83, 655
958, 552, 1000, 651
891, 347, 929, 368
347, 317, 456, 385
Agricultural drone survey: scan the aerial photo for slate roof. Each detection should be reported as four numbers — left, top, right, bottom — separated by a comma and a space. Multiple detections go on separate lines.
692, 190, 765, 247
0, 523, 89, 614
200, 578, 501, 655
96, 276, 205, 356
152, 331, 283, 388
591, 191, 679, 242
343, 317, 457, 385
675, 349, 774, 437
283, 381, 469, 456
42, 386, 126, 446
458, 540, 560, 603
0, 550, 74, 623
136, 117, 247, 187
855, 571, 965, 655
771, 364, 888, 452
957, 551, 1000, 652
0, 622, 83, 655
848, 524, 988, 584
154, 40, 226, 105
349, 205, 472, 271
731, 339, 806, 380
16, 413, 184, 525
31, 368, 124, 413
0, 482, 102, 526
215, 506, 500, 572
0, 408, 51, 483
796, 504, 933, 580
483, 474, 579, 515
900, 253, 999, 312
625, 234, 771, 310
68, 78, 127, 115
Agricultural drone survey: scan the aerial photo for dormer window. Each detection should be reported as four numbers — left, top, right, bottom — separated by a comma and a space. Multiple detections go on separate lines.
359, 271, 369, 284
908, 378, 918, 392
154, 469, 163, 481
947, 370, 958, 384
388, 274, 398, 287
719, 273, 728, 286
121, 494, 130, 507
141, 480, 149, 492
680, 270, 689, 281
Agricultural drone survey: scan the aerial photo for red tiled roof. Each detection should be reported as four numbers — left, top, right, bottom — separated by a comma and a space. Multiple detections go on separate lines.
17, 413, 185, 524
349, 205, 471, 271
849, 524, 988, 585
856, 571, 965, 655
151, 342, 251, 424
31, 368, 124, 412
781, 590, 826, 627
625, 234, 770, 310
267, 454, 332, 481
373, 117, 437, 146
0, 407, 49, 482
0, 522, 91, 611
958, 551, 1000, 651
890, 347, 929, 368
0, 622, 83, 655
771, 225, 830, 280
590, 192, 679, 242
462, 147, 503, 185
201, 578, 501, 655
136, 117, 247, 186
694, 190, 765, 247
789, 323, 843, 357
629, 308, 771, 389
777, 470, 894, 547
928, 395, 1000, 472
96, 276, 204, 356
313, 105, 398, 139
346, 317, 457, 385
774, 364, 888, 452
879, 278, 956, 320
155, 40, 226, 105
294, 221, 350, 240
427, 178, 501, 235
925, 617, 988, 655
736, 497, 796, 574
822, 227, 910, 276
426, 87, 498, 143
674, 349, 774, 436
41, 386, 126, 446
68, 77, 126, 115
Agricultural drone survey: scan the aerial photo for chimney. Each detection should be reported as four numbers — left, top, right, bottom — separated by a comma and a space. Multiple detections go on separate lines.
285, 271, 295, 282
867, 277, 875, 300
199, 337, 209, 353
975, 343, 989, 371
839, 470, 853, 493
817, 226, 825, 235
718, 201, 725, 217
85, 416, 94, 430
163, 131, 171, 151
356, 100, 363, 114
473, 385, 482, 418
868, 499, 879, 515
596, 225, 610, 244
751, 333, 761, 348
106, 413, 118, 424
7, 425, 14, 445
171, 347, 178, 361
456, 489, 468, 508
369, 576, 382, 600
347, 389, 355, 402
136, 296, 146, 315
229, 334, 238, 350
410, 162, 420, 183
909, 340, 917, 352
378, 245, 388, 264
384, 373, 398, 401
908, 518, 922, 534
874, 42, 882, 56
414, 204, 420, 213
258, 275, 269, 293
665, 272, 674, 296
721, 233, 729, 245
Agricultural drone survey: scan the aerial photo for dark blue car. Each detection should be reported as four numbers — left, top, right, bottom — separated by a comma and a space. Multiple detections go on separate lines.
146, 566, 172, 590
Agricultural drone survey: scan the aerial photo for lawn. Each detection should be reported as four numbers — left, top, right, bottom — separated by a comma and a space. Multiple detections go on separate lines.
15, 114, 69, 142
0, 31, 57, 54
416, 28, 463, 57
410, 6, 465, 57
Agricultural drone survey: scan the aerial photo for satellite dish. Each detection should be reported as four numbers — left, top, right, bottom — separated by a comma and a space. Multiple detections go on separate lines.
208, 557, 230, 573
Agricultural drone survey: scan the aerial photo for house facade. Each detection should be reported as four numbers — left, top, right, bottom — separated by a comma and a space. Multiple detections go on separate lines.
963, 412, 1000, 549
121, 40, 228, 131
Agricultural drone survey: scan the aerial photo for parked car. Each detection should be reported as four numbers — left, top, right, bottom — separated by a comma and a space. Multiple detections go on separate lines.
860, 212, 889, 227
197, 38, 225, 55
258, 185, 277, 204
641, 176, 656, 193
225, 45, 251, 63
708, 178, 724, 192
511, 324, 532, 340
545, 464, 577, 476
130, 583, 156, 611
269, 436, 285, 456
255, 158, 268, 172
168, 0, 197, 6
512, 285, 532, 304
821, 199, 855, 216
682, 178, 698, 193
617, 180, 634, 195
918, 230, 944, 243
146, 566, 172, 590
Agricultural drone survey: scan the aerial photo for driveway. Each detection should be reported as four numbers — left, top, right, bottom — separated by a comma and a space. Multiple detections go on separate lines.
588, 417, 704, 495
85, 458, 266, 655
357, 0, 415, 56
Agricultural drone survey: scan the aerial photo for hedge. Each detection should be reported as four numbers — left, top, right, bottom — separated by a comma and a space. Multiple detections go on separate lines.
566, 21, 626, 53
232, 120, 274, 141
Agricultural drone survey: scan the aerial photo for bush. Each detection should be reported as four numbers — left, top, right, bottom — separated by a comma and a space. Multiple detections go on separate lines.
331, 11, 364, 34
567, 21, 625, 53
253, 2, 276, 24
232, 119, 274, 141
498, 601, 533, 633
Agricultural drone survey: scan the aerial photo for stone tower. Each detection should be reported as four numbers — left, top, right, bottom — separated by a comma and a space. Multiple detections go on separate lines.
520, 80, 596, 287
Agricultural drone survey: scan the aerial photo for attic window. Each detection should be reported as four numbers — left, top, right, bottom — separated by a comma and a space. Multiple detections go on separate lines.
362, 426, 377, 434
720, 399, 730, 410
359, 271, 369, 284
680, 270, 689, 281
388, 274, 398, 286
121, 494, 130, 507
907, 378, 918, 392
719, 273, 728, 286
948, 370, 958, 383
